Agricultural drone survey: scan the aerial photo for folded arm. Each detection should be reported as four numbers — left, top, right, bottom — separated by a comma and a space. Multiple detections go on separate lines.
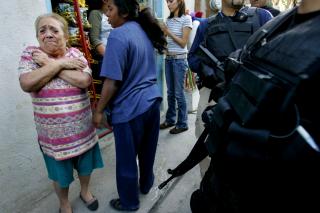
58, 68, 92, 89
19, 49, 89, 92
19, 60, 62, 92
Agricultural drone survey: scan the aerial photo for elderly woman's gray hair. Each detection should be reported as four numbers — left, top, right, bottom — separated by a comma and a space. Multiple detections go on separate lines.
34, 13, 69, 37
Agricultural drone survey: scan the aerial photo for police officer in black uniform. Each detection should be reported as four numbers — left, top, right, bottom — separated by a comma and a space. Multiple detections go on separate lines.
187, 0, 273, 181
190, 0, 320, 212
188, 0, 273, 93
184, 0, 273, 212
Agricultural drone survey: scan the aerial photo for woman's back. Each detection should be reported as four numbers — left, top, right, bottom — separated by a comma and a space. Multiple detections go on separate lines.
100, 21, 161, 124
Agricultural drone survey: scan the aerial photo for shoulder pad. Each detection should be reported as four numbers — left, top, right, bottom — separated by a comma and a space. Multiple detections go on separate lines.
207, 14, 218, 24
240, 6, 258, 17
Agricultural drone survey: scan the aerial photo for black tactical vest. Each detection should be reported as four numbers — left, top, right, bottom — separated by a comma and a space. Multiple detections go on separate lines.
199, 11, 320, 213
202, 7, 261, 62
229, 8, 320, 129
206, 8, 320, 157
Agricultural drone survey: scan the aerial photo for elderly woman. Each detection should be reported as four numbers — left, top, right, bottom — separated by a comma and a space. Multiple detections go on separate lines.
18, 13, 103, 213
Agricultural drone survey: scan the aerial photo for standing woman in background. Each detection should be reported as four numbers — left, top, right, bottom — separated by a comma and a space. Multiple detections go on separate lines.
160, 0, 192, 134
87, 0, 113, 96
88, 0, 113, 58
92, 0, 166, 211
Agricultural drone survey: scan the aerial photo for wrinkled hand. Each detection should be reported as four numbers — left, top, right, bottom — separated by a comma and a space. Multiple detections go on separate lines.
57, 57, 87, 71
32, 49, 52, 66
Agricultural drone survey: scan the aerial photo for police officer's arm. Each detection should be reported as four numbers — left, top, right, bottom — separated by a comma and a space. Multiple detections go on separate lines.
257, 8, 274, 25
188, 19, 208, 72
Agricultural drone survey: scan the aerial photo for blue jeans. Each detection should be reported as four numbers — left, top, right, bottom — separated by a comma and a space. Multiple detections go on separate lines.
165, 58, 188, 128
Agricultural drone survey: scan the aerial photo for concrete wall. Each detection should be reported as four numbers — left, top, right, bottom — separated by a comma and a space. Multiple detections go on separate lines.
0, 1, 50, 212
0, 0, 195, 212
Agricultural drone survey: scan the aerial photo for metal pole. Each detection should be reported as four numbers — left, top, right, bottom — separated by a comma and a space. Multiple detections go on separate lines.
73, 0, 98, 107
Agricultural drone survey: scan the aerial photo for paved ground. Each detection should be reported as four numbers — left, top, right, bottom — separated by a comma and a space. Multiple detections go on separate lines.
24, 113, 201, 213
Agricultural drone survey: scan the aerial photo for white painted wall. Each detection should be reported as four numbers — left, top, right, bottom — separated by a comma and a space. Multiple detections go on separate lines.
185, 0, 195, 13
0, 0, 196, 211
0, 1, 50, 212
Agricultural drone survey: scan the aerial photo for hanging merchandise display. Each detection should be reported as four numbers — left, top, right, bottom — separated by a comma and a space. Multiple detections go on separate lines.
51, 0, 112, 138
52, 1, 91, 59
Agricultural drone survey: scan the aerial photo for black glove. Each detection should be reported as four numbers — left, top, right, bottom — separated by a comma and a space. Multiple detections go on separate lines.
224, 49, 242, 84
200, 63, 221, 89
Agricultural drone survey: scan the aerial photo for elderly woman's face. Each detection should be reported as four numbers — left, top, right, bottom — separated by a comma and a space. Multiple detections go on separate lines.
37, 17, 67, 54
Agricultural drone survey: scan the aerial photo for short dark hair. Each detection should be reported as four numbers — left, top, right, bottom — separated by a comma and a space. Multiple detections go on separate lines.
87, 0, 104, 17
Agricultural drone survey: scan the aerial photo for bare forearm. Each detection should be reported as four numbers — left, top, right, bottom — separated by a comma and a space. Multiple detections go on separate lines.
168, 32, 188, 48
95, 44, 105, 56
19, 61, 61, 92
95, 78, 118, 113
20, 49, 89, 92
168, 27, 191, 48
58, 69, 92, 88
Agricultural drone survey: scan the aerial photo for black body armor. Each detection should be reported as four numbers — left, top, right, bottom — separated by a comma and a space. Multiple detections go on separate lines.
204, 7, 261, 61
196, 7, 261, 90
192, 8, 320, 213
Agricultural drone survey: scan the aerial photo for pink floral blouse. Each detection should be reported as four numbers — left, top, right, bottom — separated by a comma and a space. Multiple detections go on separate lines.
18, 46, 98, 160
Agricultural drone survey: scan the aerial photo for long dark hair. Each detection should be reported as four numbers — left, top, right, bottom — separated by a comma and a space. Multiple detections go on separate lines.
87, 0, 104, 18
113, 0, 167, 54
168, 0, 186, 18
